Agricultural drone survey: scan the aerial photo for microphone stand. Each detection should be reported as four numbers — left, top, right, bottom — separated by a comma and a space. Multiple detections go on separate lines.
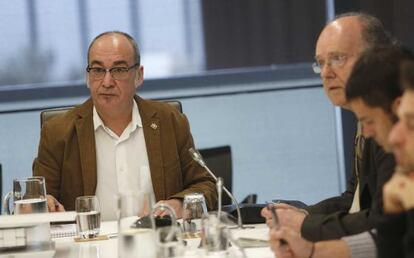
189, 148, 252, 229
217, 177, 223, 220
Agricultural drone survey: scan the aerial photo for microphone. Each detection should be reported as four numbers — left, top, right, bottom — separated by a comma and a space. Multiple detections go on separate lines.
189, 147, 249, 229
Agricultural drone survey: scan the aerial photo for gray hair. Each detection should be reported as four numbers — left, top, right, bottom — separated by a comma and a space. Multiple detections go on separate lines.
334, 12, 398, 49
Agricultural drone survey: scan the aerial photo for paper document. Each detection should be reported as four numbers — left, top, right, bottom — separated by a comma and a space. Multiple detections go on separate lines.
50, 223, 77, 238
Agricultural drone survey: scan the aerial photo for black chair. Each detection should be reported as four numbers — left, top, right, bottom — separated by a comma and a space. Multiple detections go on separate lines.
197, 148, 264, 224
40, 100, 183, 127
199, 146, 232, 205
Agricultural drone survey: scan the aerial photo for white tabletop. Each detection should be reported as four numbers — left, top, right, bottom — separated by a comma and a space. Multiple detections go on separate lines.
52, 222, 274, 258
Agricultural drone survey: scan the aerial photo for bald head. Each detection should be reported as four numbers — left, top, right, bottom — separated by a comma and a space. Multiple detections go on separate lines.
334, 12, 395, 49
87, 31, 140, 66
317, 16, 367, 57
314, 13, 394, 108
315, 16, 367, 108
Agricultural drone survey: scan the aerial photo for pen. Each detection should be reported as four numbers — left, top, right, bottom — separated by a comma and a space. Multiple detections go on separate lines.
266, 202, 287, 246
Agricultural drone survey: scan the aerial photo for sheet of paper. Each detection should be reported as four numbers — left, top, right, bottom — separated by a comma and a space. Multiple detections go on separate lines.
50, 224, 77, 238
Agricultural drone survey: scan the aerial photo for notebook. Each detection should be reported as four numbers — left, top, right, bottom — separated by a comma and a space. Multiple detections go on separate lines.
48, 211, 77, 238
50, 223, 77, 238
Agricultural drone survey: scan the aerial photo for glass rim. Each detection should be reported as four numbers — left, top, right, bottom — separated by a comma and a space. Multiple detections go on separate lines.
14, 176, 45, 182
75, 195, 98, 200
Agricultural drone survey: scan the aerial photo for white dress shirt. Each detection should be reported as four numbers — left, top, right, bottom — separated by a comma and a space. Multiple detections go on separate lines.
349, 123, 364, 214
93, 101, 155, 221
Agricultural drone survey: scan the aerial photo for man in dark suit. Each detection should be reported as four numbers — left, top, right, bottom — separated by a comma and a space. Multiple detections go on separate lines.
33, 31, 217, 220
377, 58, 414, 258
262, 13, 396, 241
269, 46, 414, 258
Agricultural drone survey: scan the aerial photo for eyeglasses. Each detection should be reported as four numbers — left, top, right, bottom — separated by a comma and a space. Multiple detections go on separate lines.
86, 63, 139, 80
312, 53, 350, 74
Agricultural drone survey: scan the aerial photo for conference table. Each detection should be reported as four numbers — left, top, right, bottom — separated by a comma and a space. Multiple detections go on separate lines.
51, 221, 274, 258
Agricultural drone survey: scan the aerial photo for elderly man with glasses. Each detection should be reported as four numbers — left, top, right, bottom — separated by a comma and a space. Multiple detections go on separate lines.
262, 12, 396, 242
269, 46, 414, 258
33, 31, 217, 220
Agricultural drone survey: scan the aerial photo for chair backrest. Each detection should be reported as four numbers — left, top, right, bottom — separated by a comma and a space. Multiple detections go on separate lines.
198, 146, 232, 205
40, 107, 72, 127
40, 100, 183, 127
165, 101, 182, 113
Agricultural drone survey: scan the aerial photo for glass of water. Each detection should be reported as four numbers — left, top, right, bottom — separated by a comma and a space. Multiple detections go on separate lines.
157, 225, 185, 258
201, 213, 231, 254
75, 196, 101, 239
182, 193, 207, 238
118, 191, 157, 258
3, 176, 48, 215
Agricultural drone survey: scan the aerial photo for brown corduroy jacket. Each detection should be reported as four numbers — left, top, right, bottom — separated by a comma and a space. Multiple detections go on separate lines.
33, 96, 217, 211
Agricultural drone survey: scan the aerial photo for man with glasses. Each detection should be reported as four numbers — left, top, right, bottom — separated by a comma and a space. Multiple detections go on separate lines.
262, 13, 396, 241
269, 46, 414, 258
33, 31, 217, 220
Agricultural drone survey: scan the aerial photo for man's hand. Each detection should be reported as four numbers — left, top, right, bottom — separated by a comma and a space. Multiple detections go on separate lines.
269, 227, 314, 258
384, 172, 414, 213
261, 203, 298, 227
261, 206, 273, 226
261, 203, 307, 232
46, 195, 65, 212
154, 199, 183, 218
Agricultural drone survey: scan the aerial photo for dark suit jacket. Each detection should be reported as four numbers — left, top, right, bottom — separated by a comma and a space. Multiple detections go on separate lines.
301, 138, 395, 241
33, 96, 217, 211
376, 209, 414, 258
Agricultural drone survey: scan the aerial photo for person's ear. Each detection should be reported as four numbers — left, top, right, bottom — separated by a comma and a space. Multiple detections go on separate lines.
391, 97, 401, 115
86, 77, 91, 88
86, 71, 90, 88
134, 65, 144, 89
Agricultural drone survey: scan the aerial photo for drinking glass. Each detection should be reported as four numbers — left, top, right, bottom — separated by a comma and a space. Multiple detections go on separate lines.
75, 196, 101, 239
182, 193, 207, 238
2, 176, 48, 214
154, 202, 185, 258
201, 213, 232, 254
118, 191, 156, 258
156, 225, 185, 258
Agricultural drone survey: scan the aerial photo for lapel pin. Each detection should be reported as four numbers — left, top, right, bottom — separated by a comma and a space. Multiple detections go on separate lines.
150, 123, 158, 130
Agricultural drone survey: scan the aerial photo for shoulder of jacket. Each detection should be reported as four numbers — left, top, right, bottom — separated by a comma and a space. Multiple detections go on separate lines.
41, 103, 89, 133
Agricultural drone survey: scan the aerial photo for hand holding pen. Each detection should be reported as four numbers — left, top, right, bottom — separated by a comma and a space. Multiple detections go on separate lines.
266, 203, 287, 245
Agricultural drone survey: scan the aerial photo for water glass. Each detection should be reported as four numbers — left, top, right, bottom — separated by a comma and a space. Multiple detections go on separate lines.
3, 176, 48, 215
201, 213, 231, 254
157, 226, 185, 258
75, 196, 101, 239
182, 193, 207, 238
118, 191, 156, 258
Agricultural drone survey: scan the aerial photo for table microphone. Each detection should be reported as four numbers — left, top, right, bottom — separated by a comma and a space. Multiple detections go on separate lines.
189, 147, 249, 229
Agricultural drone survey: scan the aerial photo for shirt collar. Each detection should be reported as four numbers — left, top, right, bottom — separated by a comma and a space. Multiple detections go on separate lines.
131, 100, 142, 129
93, 100, 142, 131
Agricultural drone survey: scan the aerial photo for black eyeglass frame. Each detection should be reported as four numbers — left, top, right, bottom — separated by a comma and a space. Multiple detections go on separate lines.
86, 63, 140, 80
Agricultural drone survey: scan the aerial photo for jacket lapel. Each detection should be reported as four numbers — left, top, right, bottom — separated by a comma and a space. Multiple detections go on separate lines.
137, 96, 165, 201
75, 99, 97, 196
